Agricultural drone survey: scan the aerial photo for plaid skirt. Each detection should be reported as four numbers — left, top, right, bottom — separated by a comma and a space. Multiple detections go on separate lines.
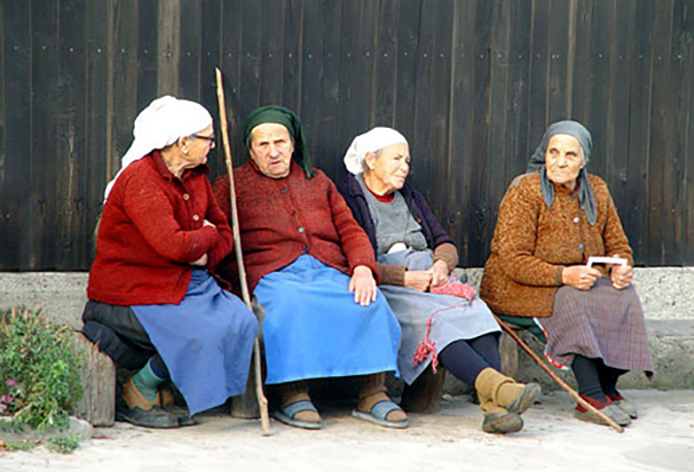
541, 277, 653, 375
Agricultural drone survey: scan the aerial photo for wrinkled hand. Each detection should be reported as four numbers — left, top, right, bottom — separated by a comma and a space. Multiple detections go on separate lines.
349, 265, 378, 306
610, 257, 633, 290
429, 260, 450, 288
561, 265, 601, 290
191, 253, 208, 267
404, 270, 433, 292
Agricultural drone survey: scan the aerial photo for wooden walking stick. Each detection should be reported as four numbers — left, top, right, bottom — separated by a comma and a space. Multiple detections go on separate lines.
493, 315, 624, 433
215, 67, 271, 436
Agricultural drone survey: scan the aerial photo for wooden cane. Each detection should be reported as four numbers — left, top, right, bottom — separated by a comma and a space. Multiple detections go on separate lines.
493, 315, 624, 433
215, 67, 271, 436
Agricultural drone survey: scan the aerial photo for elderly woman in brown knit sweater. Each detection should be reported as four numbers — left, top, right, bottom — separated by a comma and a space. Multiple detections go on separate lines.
480, 120, 653, 428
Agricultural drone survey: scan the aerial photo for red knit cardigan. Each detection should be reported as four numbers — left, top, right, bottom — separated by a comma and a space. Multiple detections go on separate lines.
213, 160, 379, 293
87, 152, 233, 306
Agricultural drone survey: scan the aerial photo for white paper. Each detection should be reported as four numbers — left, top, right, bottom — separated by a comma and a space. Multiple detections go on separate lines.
587, 256, 628, 268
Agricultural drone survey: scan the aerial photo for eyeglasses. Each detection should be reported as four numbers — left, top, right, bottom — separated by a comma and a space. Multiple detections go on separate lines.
191, 133, 216, 148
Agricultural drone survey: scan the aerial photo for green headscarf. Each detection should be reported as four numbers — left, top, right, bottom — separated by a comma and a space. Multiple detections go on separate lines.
243, 105, 315, 178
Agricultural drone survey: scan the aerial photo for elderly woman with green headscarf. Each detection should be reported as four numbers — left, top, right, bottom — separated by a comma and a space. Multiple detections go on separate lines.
213, 106, 406, 430
480, 120, 653, 428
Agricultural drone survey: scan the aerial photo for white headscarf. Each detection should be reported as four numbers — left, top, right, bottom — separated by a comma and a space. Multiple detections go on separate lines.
343, 127, 408, 175
103, 95, 213, 201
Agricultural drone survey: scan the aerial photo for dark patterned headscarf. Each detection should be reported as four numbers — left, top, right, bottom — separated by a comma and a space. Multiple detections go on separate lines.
243, 105, 315, 178
526, 120, 597, 225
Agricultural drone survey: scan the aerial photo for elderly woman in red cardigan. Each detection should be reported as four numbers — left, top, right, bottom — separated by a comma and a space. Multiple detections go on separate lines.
480, 120, 653, 428
214, 106, 405, 430
82, 96, 257, 428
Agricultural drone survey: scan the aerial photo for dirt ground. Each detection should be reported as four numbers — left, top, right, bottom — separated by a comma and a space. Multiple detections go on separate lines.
1, 389, 692, 472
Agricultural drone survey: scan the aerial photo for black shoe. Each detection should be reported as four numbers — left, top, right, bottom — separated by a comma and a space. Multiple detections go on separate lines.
482, 412, 524, 434
116, 404, 181, 429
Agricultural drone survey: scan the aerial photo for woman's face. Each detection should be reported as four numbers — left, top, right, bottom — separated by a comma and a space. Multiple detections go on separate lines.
184, 124, 215, 168
366, 142, 410, 193
544, 134, 584, 190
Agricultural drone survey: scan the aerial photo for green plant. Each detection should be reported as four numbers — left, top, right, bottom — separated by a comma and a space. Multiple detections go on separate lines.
2, 440, 37, 452
47, 434, 80, 454
0, 307, 83, 431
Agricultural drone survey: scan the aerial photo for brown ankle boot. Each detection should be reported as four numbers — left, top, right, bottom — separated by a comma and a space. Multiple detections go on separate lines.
475, 368, 541, 415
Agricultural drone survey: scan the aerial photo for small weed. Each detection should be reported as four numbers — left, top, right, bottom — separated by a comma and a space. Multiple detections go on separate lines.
47, 435, 80, 454
3, 440, 37, 452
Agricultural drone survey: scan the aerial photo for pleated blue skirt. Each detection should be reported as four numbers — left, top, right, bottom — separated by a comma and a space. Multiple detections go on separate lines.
132, 270, 257, 416
254, 255, 401, 385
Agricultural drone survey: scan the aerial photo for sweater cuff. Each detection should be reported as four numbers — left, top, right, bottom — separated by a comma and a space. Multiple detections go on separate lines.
555, 266, 565, 286
377, 263, 406, 286
433, 242, 459, 272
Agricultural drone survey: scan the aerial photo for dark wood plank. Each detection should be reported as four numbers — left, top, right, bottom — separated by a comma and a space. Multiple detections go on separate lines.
259, 0, 286, 106
685, 3, 694, 266
137, 0, 159, 109
569, 0, 594, 126
646, 0, 674, 265
157, 0, 180, 95
372, 0, 399, 128
220, 0, 245, 170
179, 0, 202, 101
605, 0, 634, 255
546, 0, 572, 122
312, 0, 342, 178
110, 0, 141, 180
336, 0, 376, 169
280, 0, 303, 117
662, 0, 690, 265
30, 0, 60, 269
464, 0, 494, 267
412, 0, 454, 221
585, 0, 612, 181
486, 0, 512, 246
1, 0, 32, 269
393, 0, 421, 146
55, 0, 88, 269
447, 0, 477, 263
199, 0, 223, 178
298, 0, 324, 170
503, 0, 533, 184
624, 0, 655, 266
84, 0, 110, 261
526, 0, 550, 154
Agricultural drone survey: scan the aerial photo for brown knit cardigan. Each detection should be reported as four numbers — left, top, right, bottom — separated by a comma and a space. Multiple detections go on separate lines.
479, 171, 633, 318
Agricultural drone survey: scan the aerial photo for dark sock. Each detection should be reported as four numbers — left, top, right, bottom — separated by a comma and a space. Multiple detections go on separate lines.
150, 355, 170, 379
467, 333, 502, 371
439, 340, 490, 386
571, 355, 606, 402
596, 360, 627, 397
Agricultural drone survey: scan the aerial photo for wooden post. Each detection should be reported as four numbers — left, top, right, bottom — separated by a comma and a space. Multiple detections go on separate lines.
71, 332, 116, 426
499, 331, 520, 379
400, 367, 446, 413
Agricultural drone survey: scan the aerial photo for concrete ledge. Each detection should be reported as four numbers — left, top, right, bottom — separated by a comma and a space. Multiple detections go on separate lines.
2, 270, 693, 392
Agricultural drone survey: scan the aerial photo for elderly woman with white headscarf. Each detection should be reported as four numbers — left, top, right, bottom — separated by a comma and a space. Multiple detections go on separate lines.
480, 120, 653, 428
338, 127, 540, 434
81, 96, 257, 429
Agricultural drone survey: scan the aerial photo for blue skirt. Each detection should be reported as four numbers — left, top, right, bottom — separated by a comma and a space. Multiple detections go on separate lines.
132, 270, 257, 416
254, 255, 401, 385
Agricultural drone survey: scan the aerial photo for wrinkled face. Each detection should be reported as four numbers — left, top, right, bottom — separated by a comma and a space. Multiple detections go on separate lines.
183, 124, 215, 168
365, 142, 410, 193
248, 123, 294, 179
544, 134, 584, 189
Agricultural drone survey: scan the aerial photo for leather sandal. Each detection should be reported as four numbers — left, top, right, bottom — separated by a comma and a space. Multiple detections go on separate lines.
352, 400, 409, 429
272, 400, 322, 430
